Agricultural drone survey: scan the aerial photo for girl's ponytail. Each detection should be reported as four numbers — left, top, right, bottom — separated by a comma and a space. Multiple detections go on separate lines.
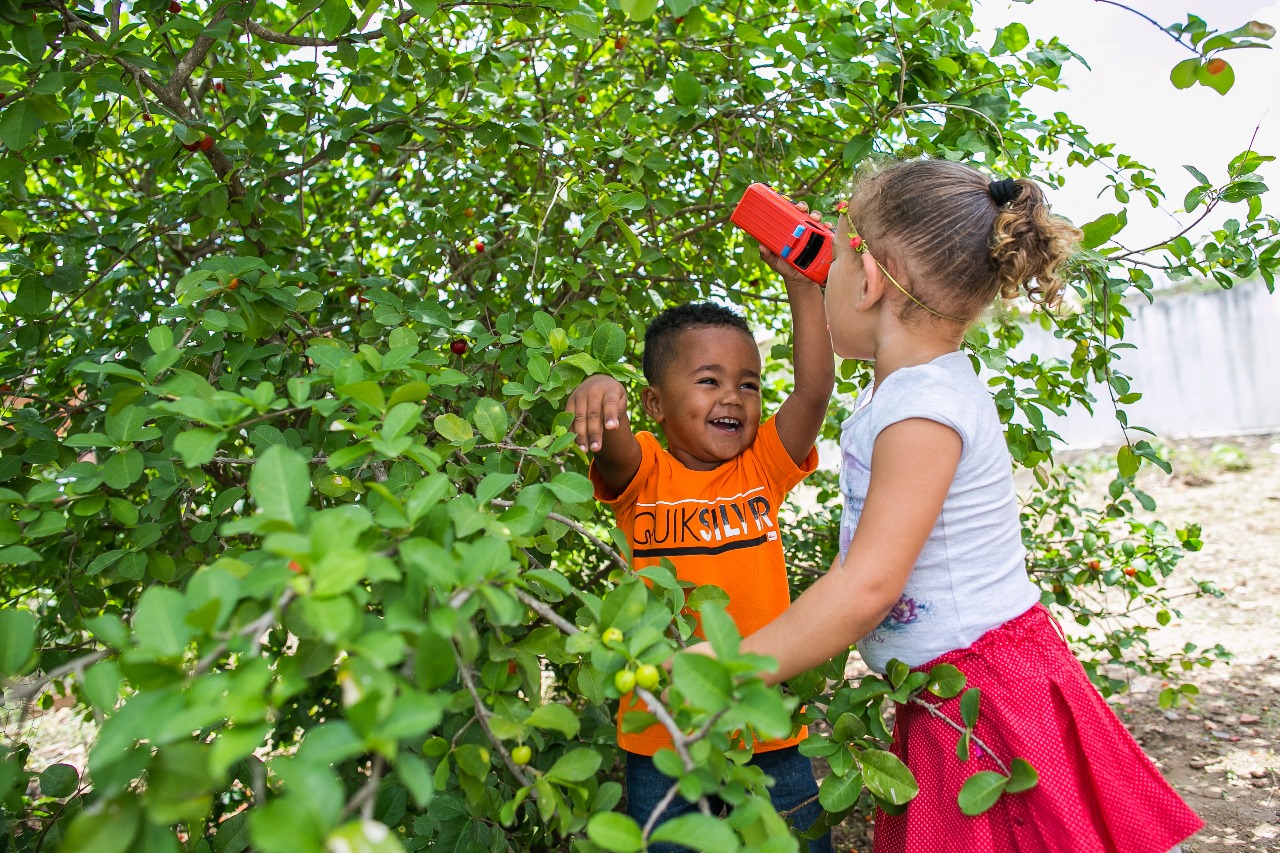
989, 178, 1081, 310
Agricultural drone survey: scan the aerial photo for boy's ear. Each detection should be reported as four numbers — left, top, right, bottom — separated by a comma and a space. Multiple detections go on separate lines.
640, 386, 664, 423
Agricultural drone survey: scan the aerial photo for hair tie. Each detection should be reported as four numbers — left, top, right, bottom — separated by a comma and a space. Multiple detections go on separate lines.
989, 177, 1020, 206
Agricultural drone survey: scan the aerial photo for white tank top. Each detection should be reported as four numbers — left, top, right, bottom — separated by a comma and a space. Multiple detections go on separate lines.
838, 351, 1039, 672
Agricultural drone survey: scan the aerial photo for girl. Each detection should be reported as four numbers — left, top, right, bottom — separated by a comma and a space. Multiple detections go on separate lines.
715, 159, 1203, 852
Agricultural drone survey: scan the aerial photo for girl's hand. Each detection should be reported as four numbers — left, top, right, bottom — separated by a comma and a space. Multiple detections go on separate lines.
759, 201, 824, 290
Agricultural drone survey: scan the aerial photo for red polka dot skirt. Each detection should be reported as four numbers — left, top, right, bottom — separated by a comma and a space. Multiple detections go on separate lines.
873, 604, 1203, 853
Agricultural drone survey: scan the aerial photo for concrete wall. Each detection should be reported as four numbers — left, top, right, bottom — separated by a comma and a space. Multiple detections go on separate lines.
1011, 279, 1280, 447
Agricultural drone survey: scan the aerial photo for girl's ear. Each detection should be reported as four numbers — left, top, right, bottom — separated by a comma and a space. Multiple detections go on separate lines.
857, 252, 887, 310
641, 386, 664, 423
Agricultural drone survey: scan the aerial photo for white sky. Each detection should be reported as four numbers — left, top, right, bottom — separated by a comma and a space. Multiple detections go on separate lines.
971, 0, 1280, 251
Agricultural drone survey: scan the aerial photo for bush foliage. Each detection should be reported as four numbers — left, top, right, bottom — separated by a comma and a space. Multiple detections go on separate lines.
1, 0, 1276, 850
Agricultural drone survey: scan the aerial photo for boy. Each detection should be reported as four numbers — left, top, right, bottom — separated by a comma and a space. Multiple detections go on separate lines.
565, 255, 834, 851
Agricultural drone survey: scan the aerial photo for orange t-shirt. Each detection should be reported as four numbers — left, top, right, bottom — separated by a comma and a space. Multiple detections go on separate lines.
590, 416, 818, 756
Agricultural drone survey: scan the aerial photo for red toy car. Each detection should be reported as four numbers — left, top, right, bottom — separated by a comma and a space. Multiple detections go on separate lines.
730, 183, 834, 285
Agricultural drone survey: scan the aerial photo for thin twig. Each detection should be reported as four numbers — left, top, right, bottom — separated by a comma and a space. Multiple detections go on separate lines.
453, 644, 535, 789
908, 696, 1010, 775
5, 649, 112, 706
513, 588, 579, 636
492, 499, 627, 571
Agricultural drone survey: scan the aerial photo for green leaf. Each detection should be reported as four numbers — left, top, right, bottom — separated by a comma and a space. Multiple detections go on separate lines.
650, 813, 740, 852
382, 402, 422, 441
319, 0, 353, 38
699, 603, 740, 658
11, 25, 45, 63
590, 322, 627, 365
672, 70, 702, 106
433, 413, 473, 444
60, 796, 140, 853
585, 812, 642, 853
1170, 58, 1199, 89
1080, 213, 1123, 249
174, 429, 226, 467
40, 763, 80, 798
132, 586, 191, 658
998, 22, 1029, 53
0, 101, 42, 150
818, 766, 863, 812
546, 747, 602, 783
1117, 445, 1139, 479
396, 752, 435, 808
471, 398, 508, 443
101, 449, 144, 489
1005, 757, 1039, 793
958, 770, 1008, 816
547, 471, 593, 503
250, 445, 311, 527
0, 607, 36, 677
960, 687, 981, 729
527, 703, 581, 738
857, 748, 918, 805
671, 652, 732, 712
618, 0, 657, 21
925, 663, 966, 699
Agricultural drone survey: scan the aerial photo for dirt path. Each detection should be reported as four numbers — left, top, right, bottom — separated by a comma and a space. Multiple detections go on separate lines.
1101, 434, 1280, 852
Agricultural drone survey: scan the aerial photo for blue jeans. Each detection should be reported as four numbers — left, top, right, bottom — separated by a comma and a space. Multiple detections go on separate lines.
625, 747, 833, 853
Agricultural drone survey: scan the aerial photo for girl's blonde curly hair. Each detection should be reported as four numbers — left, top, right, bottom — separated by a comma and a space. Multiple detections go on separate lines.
845, 158, 1082, 322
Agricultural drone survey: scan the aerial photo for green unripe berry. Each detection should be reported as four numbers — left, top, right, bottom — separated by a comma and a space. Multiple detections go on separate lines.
601, 627, 624, 648
511, 745, 532, 765
635, 663, 661, 690
614, 668, 636, 693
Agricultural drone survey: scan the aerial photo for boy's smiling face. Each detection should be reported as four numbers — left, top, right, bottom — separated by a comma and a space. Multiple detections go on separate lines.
641, 325, 762, 471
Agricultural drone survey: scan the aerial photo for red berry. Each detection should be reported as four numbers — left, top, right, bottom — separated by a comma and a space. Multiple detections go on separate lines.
227, 278, 239, 291
53, 157, 63, 164
507, 661, 518, 675
357, 294, 370, 304
0, 93, 6, 101
474, 240, 485, 253
674, 16, 684, 22
615, 36, 628, 50
463, 207, 475, 217
0, 384, 12, 393
450, 339, 468, 355
288, 560, 302, 573
521, 56, 530, 64
1205, 58, 1227, 75
181, 139, 200, 152
214, 82, 225, 93
370, 142, 382, 154
1123, 567, 1137, 577
168, 1, 181, 12
576, 94, 587, 104
142, 112, 152, 122
198, 135, 213, 151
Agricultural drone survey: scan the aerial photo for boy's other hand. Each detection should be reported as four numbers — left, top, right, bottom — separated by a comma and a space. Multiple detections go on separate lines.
566, 374, 628, 453
759, 201, 824, 290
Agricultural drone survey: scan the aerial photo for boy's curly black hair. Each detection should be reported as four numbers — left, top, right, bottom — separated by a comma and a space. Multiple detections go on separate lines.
642, 302, 753, 385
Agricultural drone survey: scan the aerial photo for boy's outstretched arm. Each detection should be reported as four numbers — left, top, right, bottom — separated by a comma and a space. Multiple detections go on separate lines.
566, 374, 643, 496
765, 215, 836, 466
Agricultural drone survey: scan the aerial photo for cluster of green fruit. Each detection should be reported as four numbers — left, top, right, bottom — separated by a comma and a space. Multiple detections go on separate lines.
601, 627, 662, 692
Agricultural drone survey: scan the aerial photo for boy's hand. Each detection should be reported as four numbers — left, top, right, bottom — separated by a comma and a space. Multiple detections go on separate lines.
566, 373, 628, 453
759, 201, 825, 290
